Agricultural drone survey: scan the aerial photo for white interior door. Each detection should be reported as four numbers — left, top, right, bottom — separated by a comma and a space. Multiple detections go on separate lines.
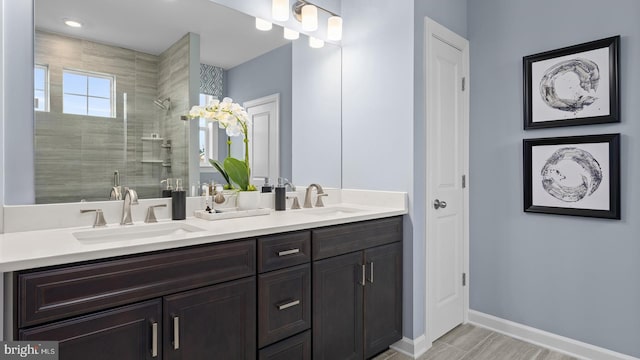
242, 94, 279, 184
425, 19, 469, 342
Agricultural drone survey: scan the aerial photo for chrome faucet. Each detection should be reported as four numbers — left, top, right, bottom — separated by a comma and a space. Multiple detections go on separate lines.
304, 183, 327, 208
121, 188, 139, 225
279, 178, 296, 191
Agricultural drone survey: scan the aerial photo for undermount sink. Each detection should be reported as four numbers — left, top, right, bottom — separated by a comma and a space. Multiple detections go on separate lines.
302, 206, 365, 216
73, 222, 206, 243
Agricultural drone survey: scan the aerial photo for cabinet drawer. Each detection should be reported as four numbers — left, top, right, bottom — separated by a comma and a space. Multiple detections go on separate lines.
18, 239, 255, 328
312, 216, 402, 260
258, 264, 311, 348
258, 231, 310, 273
259, 330, 311, 360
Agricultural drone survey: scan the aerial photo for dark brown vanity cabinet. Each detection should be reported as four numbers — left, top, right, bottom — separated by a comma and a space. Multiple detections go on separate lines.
16, 239, 256, 360
14, 216, 403, 360
312, 217, 403, 360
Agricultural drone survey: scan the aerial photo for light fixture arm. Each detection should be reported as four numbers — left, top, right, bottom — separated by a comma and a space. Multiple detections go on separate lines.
292, 0, 338, 22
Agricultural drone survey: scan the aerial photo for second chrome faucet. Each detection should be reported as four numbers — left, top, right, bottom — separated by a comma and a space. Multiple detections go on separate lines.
304, 184, 328, 208
121, 188, 139, 225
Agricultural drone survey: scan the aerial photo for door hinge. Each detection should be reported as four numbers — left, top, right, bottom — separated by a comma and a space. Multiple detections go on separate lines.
462, 175, 466, 189
462, 273, 466, 286
462, 77, 466, 91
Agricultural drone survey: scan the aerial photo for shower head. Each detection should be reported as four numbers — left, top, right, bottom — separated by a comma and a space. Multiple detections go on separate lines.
153, 97, 171, 110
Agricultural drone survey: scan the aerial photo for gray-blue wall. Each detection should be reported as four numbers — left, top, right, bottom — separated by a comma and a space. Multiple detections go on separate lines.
468, 0, 640, 357
220, 43, 293, 182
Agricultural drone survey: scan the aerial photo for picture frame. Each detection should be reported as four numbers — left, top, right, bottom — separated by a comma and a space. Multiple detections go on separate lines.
523, 36, 620, 129
523, 133, 620, 219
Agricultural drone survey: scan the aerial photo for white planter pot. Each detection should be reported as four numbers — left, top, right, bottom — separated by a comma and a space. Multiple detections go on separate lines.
214, 189, 237, 210
237, 191, 261, 210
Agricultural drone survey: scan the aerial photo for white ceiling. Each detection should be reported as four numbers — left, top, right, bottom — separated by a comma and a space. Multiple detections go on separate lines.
34, 0, 290, 69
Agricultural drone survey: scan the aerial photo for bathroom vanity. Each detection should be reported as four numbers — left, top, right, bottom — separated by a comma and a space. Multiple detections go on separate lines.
1, 192, 406, 360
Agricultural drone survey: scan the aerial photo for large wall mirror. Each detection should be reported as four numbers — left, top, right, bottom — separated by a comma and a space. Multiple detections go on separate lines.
26, 0, 342, 204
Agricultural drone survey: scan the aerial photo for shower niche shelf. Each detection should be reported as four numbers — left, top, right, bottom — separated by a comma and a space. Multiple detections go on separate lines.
141, 137, 165, 141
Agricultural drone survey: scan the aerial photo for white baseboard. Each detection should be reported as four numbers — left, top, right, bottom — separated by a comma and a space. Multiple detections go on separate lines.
468, 310, 639, 360
390, 335, 429, 359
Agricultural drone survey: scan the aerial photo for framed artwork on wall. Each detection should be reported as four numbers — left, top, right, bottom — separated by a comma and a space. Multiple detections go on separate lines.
523, 133, 620, 219
523, 36, 620, 129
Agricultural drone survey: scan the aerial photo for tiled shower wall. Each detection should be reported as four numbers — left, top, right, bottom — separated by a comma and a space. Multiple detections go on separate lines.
34, 31, 190, 203
158, 33, 192, 190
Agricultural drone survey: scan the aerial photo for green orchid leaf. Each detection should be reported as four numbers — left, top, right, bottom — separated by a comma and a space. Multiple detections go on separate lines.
209, 158, 231, 185
224, 157, 250, 191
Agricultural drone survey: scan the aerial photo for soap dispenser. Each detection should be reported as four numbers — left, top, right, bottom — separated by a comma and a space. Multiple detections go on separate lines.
161, 178, 173, 198
275, 178, 286, 211
172, 178, 186, 220
262, 177, 273, 193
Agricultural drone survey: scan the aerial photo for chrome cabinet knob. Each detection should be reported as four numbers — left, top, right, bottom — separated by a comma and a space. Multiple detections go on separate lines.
433, 199, 447, 210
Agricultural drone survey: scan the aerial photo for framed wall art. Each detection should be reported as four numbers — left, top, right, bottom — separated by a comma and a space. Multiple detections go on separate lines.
523, 36, 620, 129
523, 133, 620, 219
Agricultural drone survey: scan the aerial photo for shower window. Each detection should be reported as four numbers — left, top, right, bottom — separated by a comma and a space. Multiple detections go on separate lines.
199, 94, 219, 169
62, 69, 115, 118
34, 64, 49, 112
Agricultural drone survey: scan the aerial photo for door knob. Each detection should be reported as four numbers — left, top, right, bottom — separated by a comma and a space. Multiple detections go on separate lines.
433, 199, 447, 209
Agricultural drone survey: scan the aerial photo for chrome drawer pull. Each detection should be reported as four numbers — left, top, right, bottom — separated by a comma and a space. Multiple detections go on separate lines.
173, 316, 180, 350
360, 264, 366, 286
278, 248, 300, 257
368, 262, 374, 283
151, 322, 158, 357
277, 300, 301, 310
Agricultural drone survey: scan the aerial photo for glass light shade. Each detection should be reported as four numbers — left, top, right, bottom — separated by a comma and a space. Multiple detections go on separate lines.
272, 0, 289, 21
309, 36, 325, 48
284, 28, 300, 40
255, 17, 273, 31
327, 16, 342, 41
301, 4, 318, 31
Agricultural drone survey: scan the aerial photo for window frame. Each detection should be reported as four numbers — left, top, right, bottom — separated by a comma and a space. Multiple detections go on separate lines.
34, 64, 49, 112
62, 68, 116, 118
199, 94, 220, 170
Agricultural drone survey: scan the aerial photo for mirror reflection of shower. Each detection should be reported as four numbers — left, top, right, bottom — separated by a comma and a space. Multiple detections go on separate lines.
154, 97, 171, 110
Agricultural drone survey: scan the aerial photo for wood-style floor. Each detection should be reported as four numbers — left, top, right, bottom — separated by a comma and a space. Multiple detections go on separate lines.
373, 324, 578, 360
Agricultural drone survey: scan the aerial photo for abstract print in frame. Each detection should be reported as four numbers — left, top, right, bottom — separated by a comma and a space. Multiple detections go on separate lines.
523, 36, 620, 129
523, 134, 620, 219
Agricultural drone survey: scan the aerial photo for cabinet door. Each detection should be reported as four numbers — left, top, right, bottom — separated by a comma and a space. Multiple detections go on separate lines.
313, 251, 364, 360
364, 243, 403, 358
163, 277, 256, 360
19, 300, 162, 360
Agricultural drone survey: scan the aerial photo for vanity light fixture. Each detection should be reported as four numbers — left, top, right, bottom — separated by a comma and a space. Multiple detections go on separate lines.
64, 19, 83, 28
255, 17, 273, 31
292, 0, 343, 41
309, 36, 324, 49
272, 0, 289, 21
284, 28, 300, 40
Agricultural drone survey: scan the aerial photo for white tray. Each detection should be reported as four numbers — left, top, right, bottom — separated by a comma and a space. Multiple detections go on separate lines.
194, 208, 271, 221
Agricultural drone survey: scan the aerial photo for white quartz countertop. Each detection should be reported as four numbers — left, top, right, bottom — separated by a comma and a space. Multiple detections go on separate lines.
0, 192, 407, 272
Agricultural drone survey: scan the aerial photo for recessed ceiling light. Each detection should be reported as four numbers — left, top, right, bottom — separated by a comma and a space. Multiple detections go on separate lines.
64, 19, 83, 28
